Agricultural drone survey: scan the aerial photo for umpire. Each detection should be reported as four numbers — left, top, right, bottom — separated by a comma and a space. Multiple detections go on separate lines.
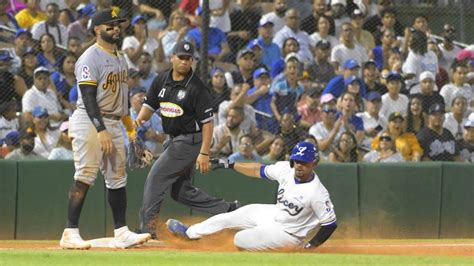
134, 40, 239, 238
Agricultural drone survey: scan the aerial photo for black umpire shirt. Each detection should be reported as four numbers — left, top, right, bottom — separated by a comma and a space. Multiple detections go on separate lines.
143, 69, 214, 137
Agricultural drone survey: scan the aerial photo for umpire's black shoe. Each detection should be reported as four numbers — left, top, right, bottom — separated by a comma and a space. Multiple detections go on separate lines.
228, 200, 241, 212
134, 228, 157, 240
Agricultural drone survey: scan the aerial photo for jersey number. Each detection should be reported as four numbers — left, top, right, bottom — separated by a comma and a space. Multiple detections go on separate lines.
158, 88, 166, 98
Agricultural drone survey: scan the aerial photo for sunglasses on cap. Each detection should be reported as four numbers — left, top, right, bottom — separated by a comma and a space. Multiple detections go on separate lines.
323, 106, 337, 113
380, 135, 392, 141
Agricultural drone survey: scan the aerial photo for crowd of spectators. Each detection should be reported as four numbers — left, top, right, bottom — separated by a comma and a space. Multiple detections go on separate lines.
0, 0, 473, 164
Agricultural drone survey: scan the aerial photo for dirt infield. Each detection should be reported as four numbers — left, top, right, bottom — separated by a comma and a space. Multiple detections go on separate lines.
1, 220, 473, 257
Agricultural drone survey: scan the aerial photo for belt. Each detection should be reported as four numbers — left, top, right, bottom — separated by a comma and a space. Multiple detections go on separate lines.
102, 113, 121, 120
169, 132, 201, 139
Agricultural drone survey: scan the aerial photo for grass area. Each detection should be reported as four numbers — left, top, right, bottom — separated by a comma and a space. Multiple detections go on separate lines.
0, 250, 473, 266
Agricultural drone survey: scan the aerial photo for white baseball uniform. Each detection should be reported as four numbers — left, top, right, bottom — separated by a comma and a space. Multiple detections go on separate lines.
70, 44, 129, 189
186, 162, 337, 251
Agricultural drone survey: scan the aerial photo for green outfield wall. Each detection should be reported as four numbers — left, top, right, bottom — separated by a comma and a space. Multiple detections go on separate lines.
0, 161, 472, 240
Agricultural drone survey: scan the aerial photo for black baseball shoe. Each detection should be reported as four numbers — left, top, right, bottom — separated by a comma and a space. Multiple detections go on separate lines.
228, 200, 241, 212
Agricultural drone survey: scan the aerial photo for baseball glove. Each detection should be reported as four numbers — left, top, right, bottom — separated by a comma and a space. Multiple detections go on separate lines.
127, 137, 153, 170
210, 158, 235, 170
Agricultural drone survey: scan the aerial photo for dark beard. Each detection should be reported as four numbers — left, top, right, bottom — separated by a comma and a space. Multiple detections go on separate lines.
100, 30, 121, 45
276, 7, 287, 16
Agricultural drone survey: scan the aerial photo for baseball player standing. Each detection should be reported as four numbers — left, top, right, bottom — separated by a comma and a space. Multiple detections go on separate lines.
167, 142, 337, 251
134, 40, 239, 238
60, 8, 151, 249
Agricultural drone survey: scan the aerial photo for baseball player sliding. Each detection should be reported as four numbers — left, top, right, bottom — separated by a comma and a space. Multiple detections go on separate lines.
59, 8, 151, 249
166, 142, 337, 251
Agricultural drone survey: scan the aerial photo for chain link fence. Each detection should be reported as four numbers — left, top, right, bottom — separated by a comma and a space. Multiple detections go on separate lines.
0, 0, 473, 163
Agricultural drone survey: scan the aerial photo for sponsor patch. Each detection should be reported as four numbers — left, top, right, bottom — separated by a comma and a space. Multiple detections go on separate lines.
160, 102, 184, 118
82, 65, 91, 79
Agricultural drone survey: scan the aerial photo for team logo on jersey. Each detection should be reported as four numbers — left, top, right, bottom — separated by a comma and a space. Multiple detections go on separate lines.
160, 102, 184, 118
81, 65, 91, 79
177, 90, 186, 100
277, 189, 304, 216
102, 70, 127, 93
325, 200, 333, 213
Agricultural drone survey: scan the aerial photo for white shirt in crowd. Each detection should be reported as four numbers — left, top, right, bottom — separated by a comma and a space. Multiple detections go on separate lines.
121, 36, 160, 70
439, 83, 473, 110
48, 147, 74, 160
379, 93, 409, 119
309, 33, 339, 50
363, 150, 404, 163
402, 50, 439, 88
443, 112, 467, 140
260, 12, 286, 35
356, 111, 388, 151
0, 116, 19, 139
273, 25, 313, 63
309, 122, 344, 161
22, 85, 63, 128
217, 101, 256, 133
31, 22, 69, 47
212, 123, 247, 157
330, 43, 368, 72
438, 43, 461, 72
34, 129, 60, 158
210, 10, 231, 33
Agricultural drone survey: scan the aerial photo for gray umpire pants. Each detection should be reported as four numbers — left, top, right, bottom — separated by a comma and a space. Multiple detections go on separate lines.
139, 132, 231, 232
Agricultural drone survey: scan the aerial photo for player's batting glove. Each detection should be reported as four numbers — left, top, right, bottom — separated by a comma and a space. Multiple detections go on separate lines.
210, 158, 235, 170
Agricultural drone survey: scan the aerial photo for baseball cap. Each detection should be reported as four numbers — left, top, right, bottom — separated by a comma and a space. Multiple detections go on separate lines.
129, 87, 147, 98
33, 66, 50, 77
331, 0, 347, 6
284, 52, 301, 63
364, 60, 377, 68
237, 48, 255, 59
343, 59, 360, 70
419, 71, 435, 81
128, 68, 140, 79
174, 40, 195, 57
19, 127, 35, 140
320, 93, 336, 104
0, 50, 13, 61
32, 106, 49, 117
59, 121, 69, 132
344, 75, 362, 87
253, 67, 269, 80
351, 8, 364, 19
428, 103, 445, 115
315, 40, 331, 50
464, 119, 474, 128
4, 131, 20, 146
366, 91, 382, 102
247, 39, 262, 50
131, 15, 146, 25
386, 71, 402, 81
210, 67, 224, 77
91, 7, 126, 28
23, 47, 35, 56
290, 142, 319, 164
78, 3, 96, 18
15, 29, 32, 39
258, 16, 274, 27
388, 112, 404, 122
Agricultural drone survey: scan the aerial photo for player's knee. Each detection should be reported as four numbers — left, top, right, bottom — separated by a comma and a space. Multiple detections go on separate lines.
73, 175, 96, 187
105, 176, 127, 189
234, 231, 253, 250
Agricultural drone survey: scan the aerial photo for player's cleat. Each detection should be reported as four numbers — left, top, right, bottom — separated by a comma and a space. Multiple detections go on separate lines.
166, 219, 189, 239
228, 200, 241, 212
59, 228, 91, 249
112, 226, 152, 249
134, 228, 157, 240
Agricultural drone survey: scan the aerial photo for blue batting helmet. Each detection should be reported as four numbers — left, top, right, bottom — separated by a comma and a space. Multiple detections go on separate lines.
289, 142, 319, 167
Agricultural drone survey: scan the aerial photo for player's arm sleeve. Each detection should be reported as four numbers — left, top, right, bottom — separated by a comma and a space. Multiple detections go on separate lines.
259, 162, 287, 182
79, 84, 106, 132
306, 221, 337, 248
143, 75, 162, 111
194, 85, 214, 124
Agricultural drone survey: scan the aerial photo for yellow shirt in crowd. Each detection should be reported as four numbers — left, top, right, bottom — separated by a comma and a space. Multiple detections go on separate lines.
15, 9, 47, 29
371, 133, 423, 161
